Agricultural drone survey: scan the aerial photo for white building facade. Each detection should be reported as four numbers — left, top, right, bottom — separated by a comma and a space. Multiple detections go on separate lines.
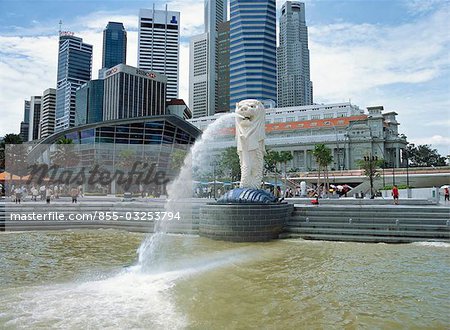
188, 102, 407, 170
103, 64, 167, 121
189, 33, 209, 118
190, 0, 227, 118
138, 7, 180, 101
39, 88, 56, 139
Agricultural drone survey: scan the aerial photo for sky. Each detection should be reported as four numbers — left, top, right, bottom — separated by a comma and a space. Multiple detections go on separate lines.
0, 0, 449, 156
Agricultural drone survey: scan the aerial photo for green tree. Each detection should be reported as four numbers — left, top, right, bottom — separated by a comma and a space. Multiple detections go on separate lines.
51, 138, 79, 168
407, 144, 446, 167
218, 147, 241, 182
0, 133, 23, 171
357, 156, 385, 198
264, 149, 280, 174
279, 151, 293, 191
116, 149, 137, 193
311, 144, 333, 194
264, 149, 282, 191
171, 148, 188, 173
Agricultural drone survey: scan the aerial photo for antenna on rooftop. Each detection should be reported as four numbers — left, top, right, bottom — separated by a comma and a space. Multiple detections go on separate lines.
59, 20, 62, 34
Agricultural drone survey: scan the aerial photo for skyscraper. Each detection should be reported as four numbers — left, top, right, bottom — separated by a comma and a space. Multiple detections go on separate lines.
28, 96, 42, 141
216, 21, 230, 113
189, 0, 227, 117
102, 22, 127, 69
39, 88, 56, 139
75, 80, 104, 126
189, 33, 209, 118
277, 1, 313, 107
229, 0, 277, 109
138, 7, 180, 100
55, 32, 93, 131
19, 100, 30, 142
206, 0, 227, 114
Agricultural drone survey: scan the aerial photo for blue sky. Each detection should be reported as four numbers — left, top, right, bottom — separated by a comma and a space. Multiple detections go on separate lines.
0, 0, 449, 155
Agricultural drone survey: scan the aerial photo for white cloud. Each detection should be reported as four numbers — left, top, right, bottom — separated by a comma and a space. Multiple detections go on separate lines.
309, 8, 450, 100
0, 2, 448, 157
410, 135, 450, 154
402, 0, 446, 15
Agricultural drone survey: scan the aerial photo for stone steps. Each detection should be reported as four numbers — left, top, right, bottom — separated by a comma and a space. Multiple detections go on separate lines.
289, 198, 437, 205
287, 221, 449, 230
279, 233, 447, 244
285, 226, 449, 238
284, 205, 450, 243
290, 217, 449, 225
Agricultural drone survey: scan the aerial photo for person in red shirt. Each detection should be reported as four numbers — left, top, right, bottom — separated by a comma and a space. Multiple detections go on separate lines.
392, 185, 399, 205
444, 187, 449, 202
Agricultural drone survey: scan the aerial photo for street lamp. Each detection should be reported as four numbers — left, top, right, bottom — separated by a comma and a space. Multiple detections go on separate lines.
406, 143, 414, 188
212, 161, 217, 199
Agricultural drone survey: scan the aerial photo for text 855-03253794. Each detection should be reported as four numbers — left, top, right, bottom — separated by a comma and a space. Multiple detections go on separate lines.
94, 211, 181, 221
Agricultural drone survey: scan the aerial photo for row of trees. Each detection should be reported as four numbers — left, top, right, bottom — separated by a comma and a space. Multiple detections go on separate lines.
406, 144, 447, 167
216, 145, 333, 192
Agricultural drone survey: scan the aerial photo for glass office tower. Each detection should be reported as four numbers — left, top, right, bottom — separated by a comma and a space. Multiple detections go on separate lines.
277, 1, 313, 107
102, 22, 127, 69
55, 33, 92, 131
229, 0, 277, 109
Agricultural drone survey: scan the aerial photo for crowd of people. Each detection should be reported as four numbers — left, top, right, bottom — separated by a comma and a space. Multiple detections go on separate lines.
3, 183, 83, 204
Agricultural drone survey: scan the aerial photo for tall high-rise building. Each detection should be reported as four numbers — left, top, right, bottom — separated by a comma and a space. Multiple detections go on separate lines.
138, 7, 180, 100
19, 100, 30, 142
28, 96, 42, 141
277, 1, 313, 107
102, 64, 167, 121
39, 88, 56, 139
102, 22, 127, 69
216, 21, 230, 113
75, 80, 104, 126
190, 0, 227, 117
189, 33, 209, 118
229, 0, 277, 109
55, 32, 93, 131
206, 0, 227, 114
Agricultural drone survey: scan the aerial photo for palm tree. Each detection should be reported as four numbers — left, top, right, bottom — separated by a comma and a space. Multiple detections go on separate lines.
312, 144, 333, 196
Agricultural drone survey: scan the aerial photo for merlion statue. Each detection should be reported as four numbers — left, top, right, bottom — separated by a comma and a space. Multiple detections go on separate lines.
235, 99, 266, 189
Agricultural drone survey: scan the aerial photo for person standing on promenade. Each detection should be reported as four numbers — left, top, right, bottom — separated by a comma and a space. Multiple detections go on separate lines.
444, 187, 449, 203
45, 187, 52, 204
14, 186, 22, 204
71, 186, 79, 203
392, 185, 399, 205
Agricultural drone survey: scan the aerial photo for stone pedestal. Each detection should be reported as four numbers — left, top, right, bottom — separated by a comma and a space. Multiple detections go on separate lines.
199, 203, 293, 242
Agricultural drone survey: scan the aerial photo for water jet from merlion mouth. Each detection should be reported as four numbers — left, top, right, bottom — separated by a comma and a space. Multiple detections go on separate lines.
136, 112, 237, 271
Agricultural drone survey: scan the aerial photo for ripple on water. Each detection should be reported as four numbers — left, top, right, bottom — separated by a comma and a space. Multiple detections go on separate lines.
0, 231, 449, 328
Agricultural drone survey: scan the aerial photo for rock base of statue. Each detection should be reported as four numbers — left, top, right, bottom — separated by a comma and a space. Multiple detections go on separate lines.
199, 188, 293, 242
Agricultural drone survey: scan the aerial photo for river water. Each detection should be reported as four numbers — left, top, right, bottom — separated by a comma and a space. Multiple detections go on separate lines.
0, 230, 449, 329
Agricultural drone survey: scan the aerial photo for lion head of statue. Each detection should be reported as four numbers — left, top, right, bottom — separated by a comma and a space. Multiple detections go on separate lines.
235, 99, 265, 128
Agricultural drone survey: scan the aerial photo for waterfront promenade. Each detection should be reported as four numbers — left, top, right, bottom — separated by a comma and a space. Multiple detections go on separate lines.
1, 195, 449, 243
